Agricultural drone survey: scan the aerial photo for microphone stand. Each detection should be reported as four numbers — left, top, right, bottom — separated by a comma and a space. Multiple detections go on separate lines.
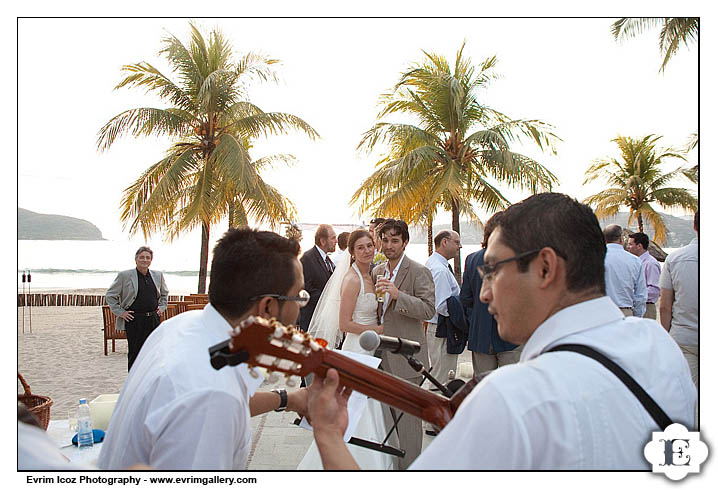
379, 352, 454, 453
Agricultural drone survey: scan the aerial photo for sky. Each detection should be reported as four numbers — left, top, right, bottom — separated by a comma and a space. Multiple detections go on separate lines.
15, 16, 699, 242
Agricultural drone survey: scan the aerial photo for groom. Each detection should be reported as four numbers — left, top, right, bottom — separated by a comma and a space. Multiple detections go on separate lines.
372, 219, 435, 469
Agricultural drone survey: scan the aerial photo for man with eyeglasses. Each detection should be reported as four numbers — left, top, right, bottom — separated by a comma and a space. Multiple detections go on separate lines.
305, 193, 695, 470
99, 228, 310, 470
425, 230, 463, 390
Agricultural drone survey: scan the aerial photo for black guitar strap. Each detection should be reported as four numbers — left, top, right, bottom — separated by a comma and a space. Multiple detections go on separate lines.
546, 344, 673, 431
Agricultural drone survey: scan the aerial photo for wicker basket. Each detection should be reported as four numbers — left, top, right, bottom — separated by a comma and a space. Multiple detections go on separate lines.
18, 372, 53, 430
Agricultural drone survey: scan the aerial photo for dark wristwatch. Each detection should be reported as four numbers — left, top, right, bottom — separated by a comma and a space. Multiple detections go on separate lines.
272, 389, 288, 412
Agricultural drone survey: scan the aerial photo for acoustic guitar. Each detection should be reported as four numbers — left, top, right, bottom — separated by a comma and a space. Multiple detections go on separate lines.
209, 316, 481, 430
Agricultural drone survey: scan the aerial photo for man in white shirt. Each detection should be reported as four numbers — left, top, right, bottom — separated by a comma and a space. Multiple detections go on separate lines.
98, 229, 309, 470
659, 211, 699, 388
603, 224, 647, 316
425, 230, 462, 386
306, 193, 695, 470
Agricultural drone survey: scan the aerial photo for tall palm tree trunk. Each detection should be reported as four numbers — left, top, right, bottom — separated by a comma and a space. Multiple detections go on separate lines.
451, 198, 462, 284
228, 202, 235, 229
427, 214, 434, 257
198, 222, 210, 293
637, 212, 644, 233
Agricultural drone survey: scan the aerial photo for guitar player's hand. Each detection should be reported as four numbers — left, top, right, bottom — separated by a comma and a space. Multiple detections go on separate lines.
307, 369, 350, 438
306, 369, 359, 470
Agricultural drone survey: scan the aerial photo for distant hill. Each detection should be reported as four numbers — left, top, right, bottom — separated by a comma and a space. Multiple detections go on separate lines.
18, 208, 105, 240
410, 211, 695, 248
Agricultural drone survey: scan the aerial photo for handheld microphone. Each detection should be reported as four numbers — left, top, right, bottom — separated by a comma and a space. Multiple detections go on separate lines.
359, 330, 421, 356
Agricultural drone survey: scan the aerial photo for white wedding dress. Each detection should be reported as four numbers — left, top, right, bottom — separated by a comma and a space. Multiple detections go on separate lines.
297, 263, 394, 470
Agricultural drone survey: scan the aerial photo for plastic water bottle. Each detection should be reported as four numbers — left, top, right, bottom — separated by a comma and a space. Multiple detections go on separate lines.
76, 398, 93, 449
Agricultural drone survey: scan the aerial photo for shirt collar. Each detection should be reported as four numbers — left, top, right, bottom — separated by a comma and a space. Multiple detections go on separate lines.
520, 296, 624, 362
315, 245, 328, 262
606, 243, 624, 251
387, 253, 406, 278
202, 304, 264, 396
429, 252, 450, 268
639, 250, 652, 261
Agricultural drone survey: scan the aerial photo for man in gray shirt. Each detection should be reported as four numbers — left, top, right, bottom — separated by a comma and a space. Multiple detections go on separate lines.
659, 211, 699, 387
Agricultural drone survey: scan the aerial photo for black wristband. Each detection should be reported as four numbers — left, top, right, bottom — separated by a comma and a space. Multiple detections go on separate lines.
272, 389, 287, 412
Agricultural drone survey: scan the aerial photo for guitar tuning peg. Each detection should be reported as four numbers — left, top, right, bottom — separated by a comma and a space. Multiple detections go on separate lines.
273, 326, 284, 338
291, 333, 304, 343
267, 371, 280, 384
249, 368, 260, 379
285, 375, 298, 388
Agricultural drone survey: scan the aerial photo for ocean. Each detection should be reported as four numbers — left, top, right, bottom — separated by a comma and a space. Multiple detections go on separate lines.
17, 237, 677, 295
17, 237, 484, 295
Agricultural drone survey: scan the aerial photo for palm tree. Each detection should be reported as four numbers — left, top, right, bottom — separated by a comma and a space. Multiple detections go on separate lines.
682, 131, 698, 184
352, 42, 559, 278
611, 18, 698, 72
97, 23, 318, 292
583, 134, 697, 244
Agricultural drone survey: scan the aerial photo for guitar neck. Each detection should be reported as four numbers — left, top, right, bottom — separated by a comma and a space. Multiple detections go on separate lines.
318, 350, 454, 429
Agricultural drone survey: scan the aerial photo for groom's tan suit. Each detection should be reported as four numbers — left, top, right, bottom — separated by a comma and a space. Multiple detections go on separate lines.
372, 255, 435, 469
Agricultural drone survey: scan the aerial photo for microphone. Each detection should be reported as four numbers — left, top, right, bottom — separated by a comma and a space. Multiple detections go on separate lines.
359, 330, 421, 356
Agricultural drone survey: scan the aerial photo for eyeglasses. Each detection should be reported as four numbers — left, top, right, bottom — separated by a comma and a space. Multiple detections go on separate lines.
477, 249, 541, 281
250, 289, 310, 307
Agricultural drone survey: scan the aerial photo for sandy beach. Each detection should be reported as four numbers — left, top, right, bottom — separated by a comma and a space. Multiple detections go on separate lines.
17, 305, 128, 420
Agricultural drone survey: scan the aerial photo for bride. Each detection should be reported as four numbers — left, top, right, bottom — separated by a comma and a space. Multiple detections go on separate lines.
297, 229, 394, 470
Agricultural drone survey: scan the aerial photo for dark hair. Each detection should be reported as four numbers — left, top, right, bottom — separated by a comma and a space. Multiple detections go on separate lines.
482, 211, 503, 249
494, 193, 606, 294
434, 230, 452, 248
314, 224, 333, 246
347, 229, 374, 264
337, 232, 350, 250
378, 218, 409, 243
135, 246, 153, 258
369, 217, 386, 226
694, 209, 699, 233
629, 232, 649, 250
603, 225, 623, 244
209, 228, 300, 319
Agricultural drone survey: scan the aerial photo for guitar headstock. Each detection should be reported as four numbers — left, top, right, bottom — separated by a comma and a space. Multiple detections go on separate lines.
224, 316, 328, 385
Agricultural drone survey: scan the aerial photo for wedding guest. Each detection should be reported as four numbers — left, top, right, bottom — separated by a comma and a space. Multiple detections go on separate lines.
659, 211, 698, 388
425, 230, 462, 386
461, 212, 520, 377
106, 246, 169, 370
627, 232, 661, 319
332, 231, 350, 264
299, 225, 337, 332
603, 225, 647, 316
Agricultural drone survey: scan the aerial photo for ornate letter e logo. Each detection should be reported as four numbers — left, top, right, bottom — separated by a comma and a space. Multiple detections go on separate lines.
644, 423, 708, 481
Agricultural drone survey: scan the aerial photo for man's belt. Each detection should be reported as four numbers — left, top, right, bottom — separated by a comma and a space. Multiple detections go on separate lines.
136, 311, 157, 317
